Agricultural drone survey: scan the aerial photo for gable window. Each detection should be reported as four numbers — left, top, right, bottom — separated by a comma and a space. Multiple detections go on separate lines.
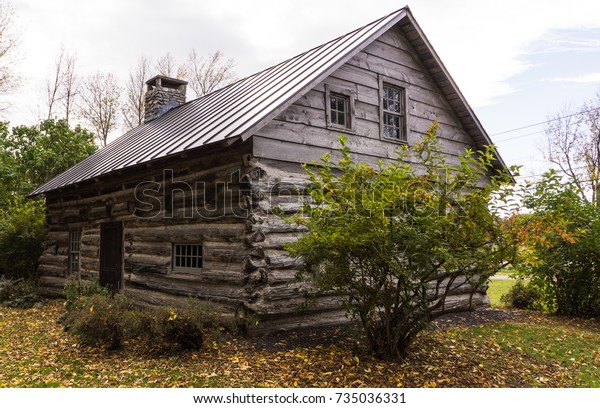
330, 93, 349, 127
381, 83, 406, 142
69, 229, 81, 274
325, 85, 356, 132
172, 243, 203, 272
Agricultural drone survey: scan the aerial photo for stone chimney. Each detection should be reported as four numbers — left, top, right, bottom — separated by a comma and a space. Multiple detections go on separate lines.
144, 75, 188, 123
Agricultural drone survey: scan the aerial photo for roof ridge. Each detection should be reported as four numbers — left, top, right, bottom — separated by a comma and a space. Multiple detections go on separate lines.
183, 8, 407, 107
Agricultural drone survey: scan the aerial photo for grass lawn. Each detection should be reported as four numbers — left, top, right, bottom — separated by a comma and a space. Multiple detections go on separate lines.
487, 277, 516, 308
0, 300, 598, 387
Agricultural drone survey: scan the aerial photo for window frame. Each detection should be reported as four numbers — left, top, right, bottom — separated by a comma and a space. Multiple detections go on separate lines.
172, 243, 204, 273
379, 77, 408, 144
325, 84, 356, 133
68, 229, 81, 275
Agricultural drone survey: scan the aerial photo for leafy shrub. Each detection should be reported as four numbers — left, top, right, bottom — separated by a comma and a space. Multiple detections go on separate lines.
64, 277, 109, 311
63, 292, 229, 351
0, 198, 46, 281
64, 293, 138, 350
0, 277, 43, 308
160, 298, 225, 349
0, 277, 21, 301
284, 126, 515, 359
514, 171, 600, 318
500, 281, 543, 311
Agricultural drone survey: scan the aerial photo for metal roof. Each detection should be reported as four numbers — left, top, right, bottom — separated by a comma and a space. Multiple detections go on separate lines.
30, 7, 507, 196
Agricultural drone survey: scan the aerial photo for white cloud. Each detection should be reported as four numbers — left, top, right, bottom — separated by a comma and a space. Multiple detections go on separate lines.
410, 0, 600, 107
548, 73, 600, 83
5, 0, 600, 123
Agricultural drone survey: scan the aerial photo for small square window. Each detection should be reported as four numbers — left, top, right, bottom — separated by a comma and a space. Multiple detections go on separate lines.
325, 85, 355, 132
172, 243, 203, 273
330, 94, 348, 127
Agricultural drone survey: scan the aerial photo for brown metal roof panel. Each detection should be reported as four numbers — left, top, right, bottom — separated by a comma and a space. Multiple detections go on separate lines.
34, 7, 512, 195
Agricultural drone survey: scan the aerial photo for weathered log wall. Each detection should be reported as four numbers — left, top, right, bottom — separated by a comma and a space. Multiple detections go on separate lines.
38, 141, 254, 312
238, 159, 490, 334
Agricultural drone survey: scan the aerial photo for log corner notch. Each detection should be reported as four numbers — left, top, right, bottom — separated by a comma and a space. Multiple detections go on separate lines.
238, 160, 347, 332
237, 158, 491, 333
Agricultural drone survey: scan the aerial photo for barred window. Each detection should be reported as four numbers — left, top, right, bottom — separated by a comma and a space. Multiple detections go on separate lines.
69, 230, 81, 274
173, 243, 203, 272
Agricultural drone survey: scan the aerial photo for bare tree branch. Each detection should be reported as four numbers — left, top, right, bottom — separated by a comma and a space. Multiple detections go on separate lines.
45, 46, 78, 121
122, 55, 151, 130
543, 98, 600, 205
78, 72, 121, 146
46, 47, 65, 119
154, 53, 186, 79
186, 50, 236, 98
61, 52, 78, 123
0, 0, 21, 114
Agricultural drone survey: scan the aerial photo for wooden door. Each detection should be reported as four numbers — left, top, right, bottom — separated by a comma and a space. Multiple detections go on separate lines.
99, 221, 123, 292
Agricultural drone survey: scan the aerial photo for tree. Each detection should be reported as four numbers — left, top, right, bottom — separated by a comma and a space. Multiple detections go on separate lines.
0, 0, 20, 113
122, 51, 237, 128
285, 124, 515, 359
45, 46, 78, 121
513, 171, 600, 317
122, 56, 151, 130
186, 50, 236, 97
0, 119, 97, 279
0, 119, 97, 198
543, 97, 600, 205
78, 72, 121, 146
155, 52, 186, 79
60, 51, 78, 123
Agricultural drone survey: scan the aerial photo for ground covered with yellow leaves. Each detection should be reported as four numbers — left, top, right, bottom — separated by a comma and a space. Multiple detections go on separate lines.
0, 300, 598, 387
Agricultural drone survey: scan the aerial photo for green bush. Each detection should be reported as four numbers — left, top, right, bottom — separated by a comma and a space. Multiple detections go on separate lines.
0, 198, 46, 281
65, 293, 138, 350
0, 277, 42, 308
64, 277, 109, 311
63, 292, 229, 351
500, 280, 543, 311
160, 298, 224, 349
515, 171, 600, 318
284, 126, 516, 359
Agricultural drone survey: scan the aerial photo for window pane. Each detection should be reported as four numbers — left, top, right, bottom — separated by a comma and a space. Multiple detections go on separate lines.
382, 85, 405, 141
174, 244, 203, 271
329, 93, 349, 128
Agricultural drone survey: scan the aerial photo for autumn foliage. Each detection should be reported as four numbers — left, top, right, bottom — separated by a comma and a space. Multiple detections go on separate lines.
286, 123, 516, 359
510, 171, 600, 317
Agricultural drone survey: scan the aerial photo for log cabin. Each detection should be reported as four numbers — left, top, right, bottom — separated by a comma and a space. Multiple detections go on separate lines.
29, 7, 509, 332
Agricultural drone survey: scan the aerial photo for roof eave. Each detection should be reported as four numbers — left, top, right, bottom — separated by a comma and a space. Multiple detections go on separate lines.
399, 9, 513, 181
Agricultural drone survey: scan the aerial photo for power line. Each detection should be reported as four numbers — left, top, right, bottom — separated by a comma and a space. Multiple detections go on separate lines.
512, 165, 590, 180
494, 129, 546, 143
490, 106, 600, 139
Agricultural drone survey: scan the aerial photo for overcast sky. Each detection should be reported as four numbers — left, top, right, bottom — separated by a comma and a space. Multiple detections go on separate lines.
5, 0, 600, 178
